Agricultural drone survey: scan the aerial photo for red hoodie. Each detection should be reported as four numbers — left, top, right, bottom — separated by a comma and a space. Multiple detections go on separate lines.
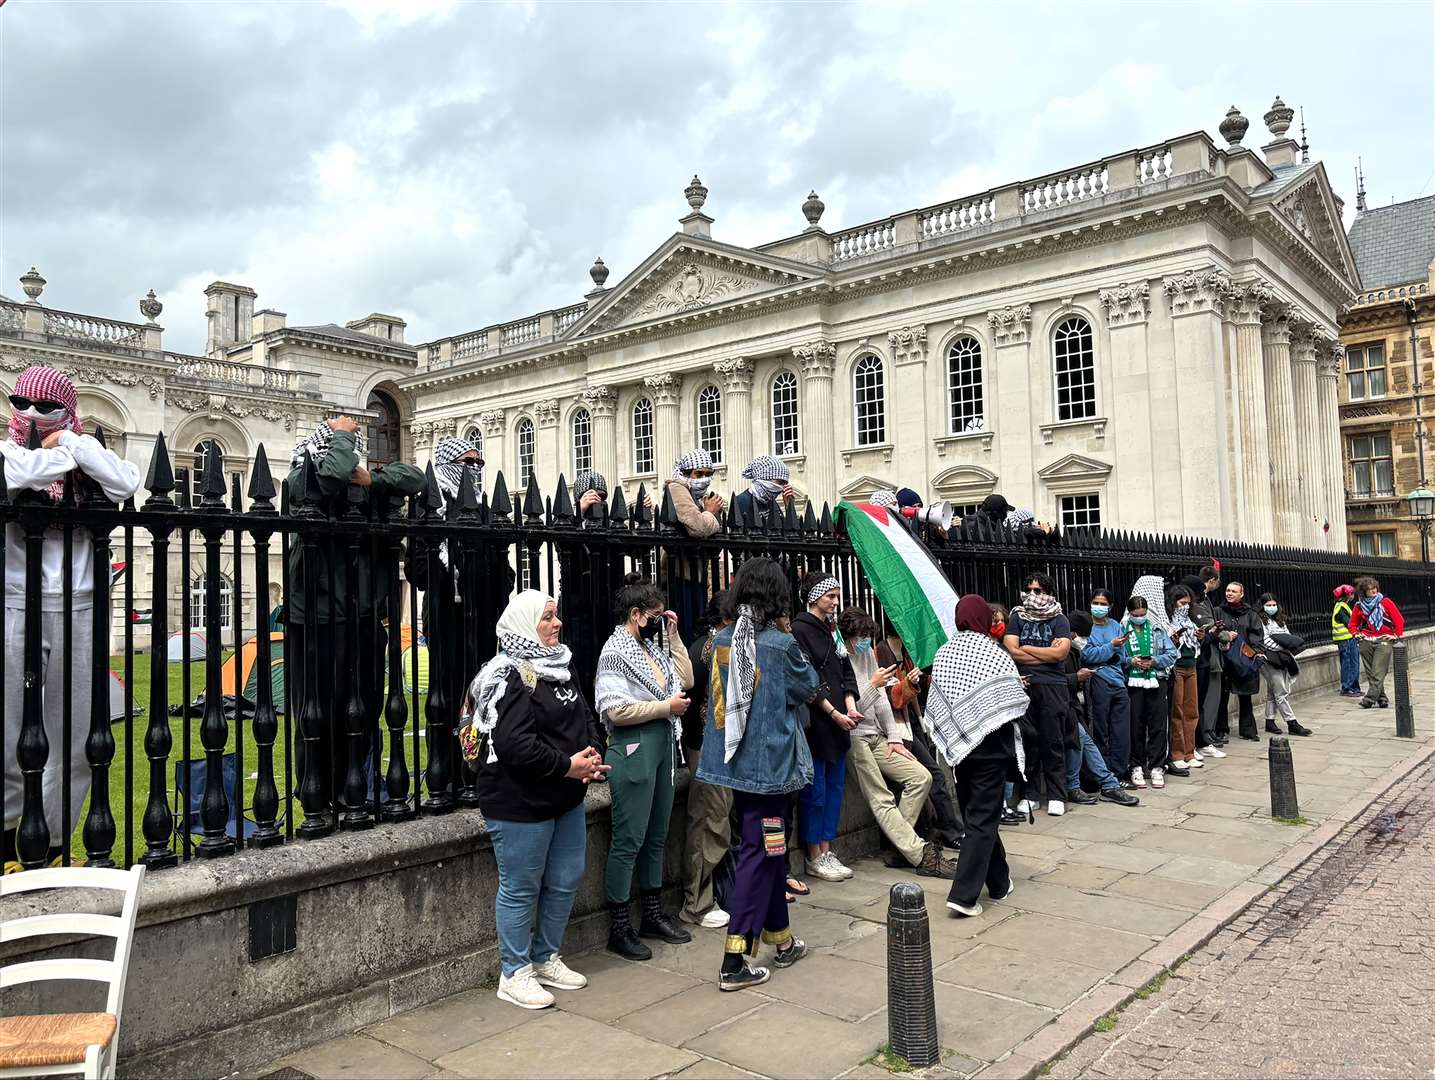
1348, 597, 1404, 639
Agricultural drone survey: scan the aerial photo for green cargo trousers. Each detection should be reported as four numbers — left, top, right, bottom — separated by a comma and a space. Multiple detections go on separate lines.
604, 719, 676, 904
1359, 637, 1393, 706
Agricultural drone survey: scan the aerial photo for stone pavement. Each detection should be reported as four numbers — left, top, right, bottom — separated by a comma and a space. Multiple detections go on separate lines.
1048, 753, 1435, 1079
249, 660, 1433, 1080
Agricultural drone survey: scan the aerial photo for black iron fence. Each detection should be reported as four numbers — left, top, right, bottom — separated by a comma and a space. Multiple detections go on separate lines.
4, 428, 1433, 871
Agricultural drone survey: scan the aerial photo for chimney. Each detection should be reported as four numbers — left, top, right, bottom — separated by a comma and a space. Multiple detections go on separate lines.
346, 313, 407, 343
205, 281, 258, 356
253, 309, 287, 336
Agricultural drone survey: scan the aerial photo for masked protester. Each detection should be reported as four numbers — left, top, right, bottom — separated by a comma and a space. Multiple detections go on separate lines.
2, 366, 141, 869
1003, 573, 1072, 816
1350, 576, 1403, 709
1258, 593, 1312, 737
733, 455, 795, 524
665, 449, 723, 641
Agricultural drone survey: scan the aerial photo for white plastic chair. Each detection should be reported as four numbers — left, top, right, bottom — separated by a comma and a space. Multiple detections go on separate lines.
0, 865, 145, 1079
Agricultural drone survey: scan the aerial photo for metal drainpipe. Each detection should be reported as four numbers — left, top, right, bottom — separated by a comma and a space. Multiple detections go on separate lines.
1407, 299, 1428, 487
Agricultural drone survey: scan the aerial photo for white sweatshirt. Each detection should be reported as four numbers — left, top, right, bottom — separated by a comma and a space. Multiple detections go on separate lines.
2, 432, 142, 611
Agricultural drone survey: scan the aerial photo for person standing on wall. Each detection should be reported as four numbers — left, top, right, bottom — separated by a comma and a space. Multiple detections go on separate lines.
1, 366, 141, 870
594, 574, 694, 961
698, 558, 817, 990
664, 449, 724, 642
459, 591, 608, 1011
1330, 584, 1362, 698
1349, 575, 1404, 710
791, 574, 860, 882
1003, 573, 1072, 817
680, 591, 734, 930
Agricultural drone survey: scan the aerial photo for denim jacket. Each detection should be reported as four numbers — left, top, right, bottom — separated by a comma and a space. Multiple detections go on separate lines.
695, 624, 817, 796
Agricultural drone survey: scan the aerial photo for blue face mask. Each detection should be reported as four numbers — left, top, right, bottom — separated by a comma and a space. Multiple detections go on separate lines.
1090, 604, 1110, 619
1129, 614, 1148, 625
1264, 605, 1279, 616
854, 638, 873, 654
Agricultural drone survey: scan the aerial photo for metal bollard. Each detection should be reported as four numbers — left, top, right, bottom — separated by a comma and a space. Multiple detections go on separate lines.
1268, 735, 1299, 820
1392, 640, 1415, 739
887, 882, 940, 1069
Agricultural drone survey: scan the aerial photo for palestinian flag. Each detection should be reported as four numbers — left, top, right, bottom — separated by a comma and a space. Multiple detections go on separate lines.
836, 501, 957, 669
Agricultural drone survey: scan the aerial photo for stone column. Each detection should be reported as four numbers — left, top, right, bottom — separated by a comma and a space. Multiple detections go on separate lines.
645, 373, 682, 482
714, 357, 755, 484
1261, 303, 1301, 545
1101, 282, 1157, 531
795, 342, 837, 508
988, 306, 1036, 513
534, 399, 561, 491
582, 386, 617, 489
1290, 324, 1325, 547
1317, 344, 1348, 548
1231, 284, 1275, 541
480, 408, 507, 492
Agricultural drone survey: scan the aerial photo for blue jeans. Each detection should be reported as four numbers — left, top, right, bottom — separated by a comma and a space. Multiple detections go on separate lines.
1337, 638, 1361, 694
487, 802, 587, 977
799, 752, 847, 845
1066, 723, 1121, 793
1087, 678, 1131, 778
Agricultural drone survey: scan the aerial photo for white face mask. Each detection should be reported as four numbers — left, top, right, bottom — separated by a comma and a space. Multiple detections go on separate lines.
687, 476, 712, 499
752, 478, 784, 501
20, 405, 64, 422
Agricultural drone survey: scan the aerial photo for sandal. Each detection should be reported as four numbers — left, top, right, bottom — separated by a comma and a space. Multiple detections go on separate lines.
785, 876, 810, 896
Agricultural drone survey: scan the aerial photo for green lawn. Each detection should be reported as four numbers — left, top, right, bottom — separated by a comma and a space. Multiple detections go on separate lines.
54, 656, 430, 865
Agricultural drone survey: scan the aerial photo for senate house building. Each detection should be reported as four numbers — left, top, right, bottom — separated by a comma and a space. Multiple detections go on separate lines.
0, 97, 1363, 636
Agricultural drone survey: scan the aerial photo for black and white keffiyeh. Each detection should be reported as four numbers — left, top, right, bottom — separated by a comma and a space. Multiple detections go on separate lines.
723, 604, 760, 763
1170, 601, 1200, 653
742, 455, 789, 482
574, 470, 609, 498
1005, 508, 1036, 528
870, 489, 899, 510
1131, 575, 1171, 633
672, 447, 714, 479
291, 421, 366, 469
1013, 590, 1063, 623
924, 631, 1028, 774
594, 625, 684, 754
805, 576, 840, 605
433, 435, 483, 507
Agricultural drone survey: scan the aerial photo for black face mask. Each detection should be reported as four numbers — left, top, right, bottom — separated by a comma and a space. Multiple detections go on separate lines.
638, 618, 663, 641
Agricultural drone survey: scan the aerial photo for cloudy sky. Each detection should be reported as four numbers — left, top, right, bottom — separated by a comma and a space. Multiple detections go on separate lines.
3, 0, 1431, 356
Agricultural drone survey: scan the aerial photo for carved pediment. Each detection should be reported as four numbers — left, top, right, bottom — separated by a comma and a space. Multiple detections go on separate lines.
1038, 453, 1112, 483
931, 464, 999, 502
838, 474, 898, 499
1272, 175, 1354, 280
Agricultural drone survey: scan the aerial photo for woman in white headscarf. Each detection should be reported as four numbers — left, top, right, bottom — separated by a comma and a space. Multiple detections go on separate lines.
459, 590, 608, 1011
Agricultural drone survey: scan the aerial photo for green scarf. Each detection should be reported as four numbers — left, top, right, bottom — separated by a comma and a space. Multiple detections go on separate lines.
1125, 620, 1158, 688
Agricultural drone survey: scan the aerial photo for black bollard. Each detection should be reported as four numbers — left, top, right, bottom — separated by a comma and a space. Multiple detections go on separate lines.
1269, 735, 1299, 820
1392, 640, 1415, 739
887, 882, 940, 1069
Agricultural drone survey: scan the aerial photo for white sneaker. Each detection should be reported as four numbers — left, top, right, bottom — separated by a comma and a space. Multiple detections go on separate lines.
1130, 767, 1147, 789
947, 899, 984, 918
1192, 749, 1204, 761
1188, 755, 1204, 768
1047, 800, 1066, 816
497, 965, 555, 1010
1015, 799, 1034, 814
700, 907, 731, 929
532, 954, 586, 990
806, 855, 846, 882
1150, 768, 1166, 789
1202, 746, 1227, 759
1169, 759, 1187, 769
825, 852, 856, 879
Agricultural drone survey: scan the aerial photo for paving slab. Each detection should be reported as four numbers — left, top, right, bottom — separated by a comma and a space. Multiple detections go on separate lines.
990, 879, 1189, 936
1146, 855, 1255, 889
737, 951, 888, 1021
830, 918, 985, 969
930, 982, 1055, 1061
974, 912, 1156, 967
1061, 841, 1173, 874
934, 943, 1107, 1009
1102, 873, 1228, 911
683, 1002, 887, 1080
1031, 863, 1128, 891
363, 988, 533, 1060
433, 1009, 699, 1079
670, 1059, 769, 1079
268, 1033, 434, 1080
551, 951, 702, 1023
1126, 827, 1286, 866
1172, 814, 1312, 841
613, 984, 766, 1048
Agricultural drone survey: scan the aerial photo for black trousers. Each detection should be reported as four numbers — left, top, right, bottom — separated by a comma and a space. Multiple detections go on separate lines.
1020, 682, 1068, 802
1216, 675, 1256, 738
1128, 686, 1168, 773
1195, 665, 1213, 748
947, 726, 1014, 908
908, 732, 964, 837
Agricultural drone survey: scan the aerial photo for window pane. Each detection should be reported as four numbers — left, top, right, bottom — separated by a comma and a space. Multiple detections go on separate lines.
1350, 435, 1370, 461
772, 371, 800, 455
517, 418, 535, 487
1366, 342, 1384, 367
572, 409, 592, 476
1374, 459, 1393, 495
1368, 368, 1387, 398
1352, 461, 1371, 495
632, 399, 654, 475
1378, 533, 1396, 557
1059, 493, 1101, 530
697, 386, 723, 463
947, 337, 985, 433
1346, 347, 1364, 372
1053, 317, 1096, 421
1356, 534, 1374, 556
1348, 372, 1366, 400
1374, 433, 1392, 457
853, 355, 886, 446
366, 390, 401, 467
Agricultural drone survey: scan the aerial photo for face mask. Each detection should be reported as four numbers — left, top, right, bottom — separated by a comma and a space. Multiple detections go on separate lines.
752, 478, 784, 501
854, 638, 872, 654
1176, 606, 1190, 617
1129, 614, 1148, 625
1264, 605, 1278, 616
19, 405, 65, 422
638, 617, 663, 641
1090, 604, 1110, 619
687, 476, 712, 499
990, 622, 1005, 640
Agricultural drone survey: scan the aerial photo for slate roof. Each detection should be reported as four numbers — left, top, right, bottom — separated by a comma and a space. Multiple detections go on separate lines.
1347, 195, 1435, 290
1249, 162, 1319, 200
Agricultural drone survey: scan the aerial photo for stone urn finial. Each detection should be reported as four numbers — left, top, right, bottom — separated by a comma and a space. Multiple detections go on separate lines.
1219, 106, 1249, 148
802, 190, 825, 228
139, 288, 163, 323
19, 266, 45, 304
589, 256, 610, 289
1264, 96, 1294, 139
684, 174, 708, 211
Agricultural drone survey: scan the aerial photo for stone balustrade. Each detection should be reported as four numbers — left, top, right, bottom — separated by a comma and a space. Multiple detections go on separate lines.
453, 330, 490, 359
1022, 160, 1110, 212
1138, 143, 1174, 184
42, 308, 148, 349
1353, 281, 1430, 307
170, 355, 313, 396
921, 194, 996, 238
0, 301, 23, 334
831, 220, 896, 263
500, 316, 542, 347
555, 303, 585, 332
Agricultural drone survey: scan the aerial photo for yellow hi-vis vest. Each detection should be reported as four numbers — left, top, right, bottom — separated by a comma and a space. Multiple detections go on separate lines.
1331, 601, 1354, 641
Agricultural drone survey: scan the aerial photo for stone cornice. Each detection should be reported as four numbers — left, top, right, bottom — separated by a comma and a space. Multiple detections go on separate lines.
1098, 281, 1150, 328
1, 343, 170, 399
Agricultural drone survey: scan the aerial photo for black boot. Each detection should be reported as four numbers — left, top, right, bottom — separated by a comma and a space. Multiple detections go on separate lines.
1264, 720, 1282, 734
607, 901, 652, 961
1287, 721, 1313, 737
639, 890, 692, 944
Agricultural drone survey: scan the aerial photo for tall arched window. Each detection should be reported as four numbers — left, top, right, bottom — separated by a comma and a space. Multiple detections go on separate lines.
696, 385, 723, 464
516, 417, 536, 488
571, 408, 592, 476
366, 389, 402, 466
632, 398, 654, 475
853, 354, 886, 446
946, 337, 985, 433
1053, 317, 1096, 421
190, 573, 232, 631
772, 371, 799, 455
463, 425, 484, 457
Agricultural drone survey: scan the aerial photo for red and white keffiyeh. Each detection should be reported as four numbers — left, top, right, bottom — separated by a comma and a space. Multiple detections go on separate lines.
6, 366, 84, 500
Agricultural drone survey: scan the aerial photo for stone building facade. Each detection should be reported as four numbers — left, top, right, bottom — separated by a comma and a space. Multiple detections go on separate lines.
1339, 192, 1435, 561
406, 99, 1358, 549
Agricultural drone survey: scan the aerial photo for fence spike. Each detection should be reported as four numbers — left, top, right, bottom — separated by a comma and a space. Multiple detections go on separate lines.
659, 484, 680, 532
420, 462, 444, 517
553, 474, 576, 524
142, 430, 176, 510
199, 437, 227, 509
522, 473, 544, 523
247, 444, 277, 514
765, 501, 783, 533
801, 502, 819, 533
456, 463, 481, 520
0, 447, 8, 503
92, 424, 107, 448
784, 499, 799, 533
490, 471, 512, 521
609, 484, 630, 526
230, 470, 244, 513
819, 502, 834, 535
25, 420, 40, 450
634, 483, 652, 526
728, 495, 746, 532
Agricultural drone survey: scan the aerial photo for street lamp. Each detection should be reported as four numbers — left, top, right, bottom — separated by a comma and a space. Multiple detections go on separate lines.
1409, 483, 1434, 621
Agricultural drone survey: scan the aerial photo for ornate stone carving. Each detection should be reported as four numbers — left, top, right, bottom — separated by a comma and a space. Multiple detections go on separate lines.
887, 326, 928, 364
792, 341, 836, 378
139, 289, 163, 323
1163, 269, 1237, 317
589, 257, 609, 289
714, 357, 754, 393
684, 175, 708, 211
1264, 96, 1294, 138
643, 372, 682, 406
581, 385, 616, 416
1229, 279, 1275, 326
19, 267, 45, 304
479, 409, 507, 437
1317, 343, 1345, 378
802, 191, 825, 227
534, 399, 561, 426
633, 263, 752, 319
1219, 106, 1249, 147
987, 304, 1032, 346
228, 400, 290, 430
1098, 282, 1151, 327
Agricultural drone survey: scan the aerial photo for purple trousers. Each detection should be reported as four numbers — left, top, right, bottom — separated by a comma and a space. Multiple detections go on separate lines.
727, 791, 792, 945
